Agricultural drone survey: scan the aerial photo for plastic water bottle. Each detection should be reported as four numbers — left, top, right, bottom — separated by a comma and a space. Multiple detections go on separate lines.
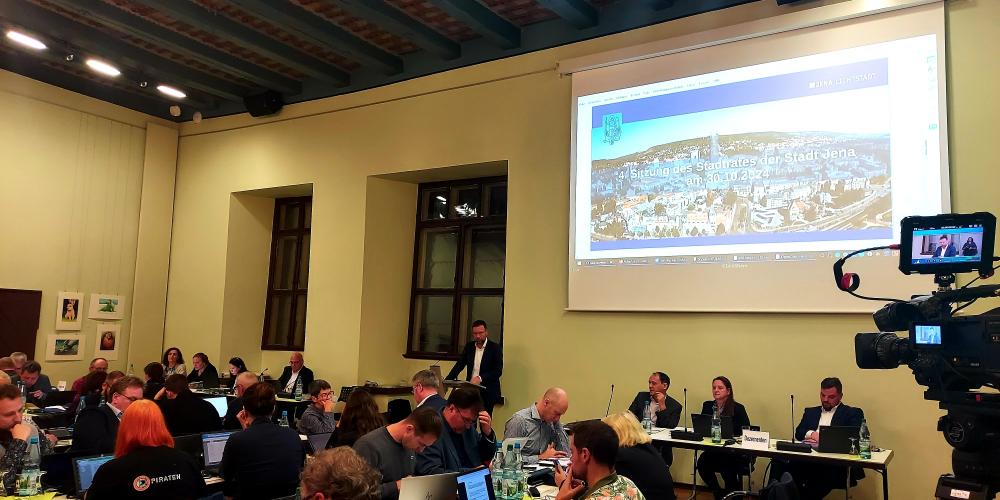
491, 442, 505, 498
512, 443, 524, 497
16, 382, 25, 406
278, 410, 290, 428
18, 435, 41, 495
711, 404, 722, 444
859, 418, 871, 459
502, 443, 518, 499
294, 378, 303, 401
642, 401, 653, 432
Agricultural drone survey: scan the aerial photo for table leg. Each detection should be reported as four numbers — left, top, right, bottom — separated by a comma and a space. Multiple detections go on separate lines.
689, 449, 699, 500
845, 468, 851, 500
881, 468, 889, 500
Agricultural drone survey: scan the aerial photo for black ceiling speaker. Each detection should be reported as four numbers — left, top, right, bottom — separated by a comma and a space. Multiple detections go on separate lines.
244, 90, 284, 117
776, 0, 802, 4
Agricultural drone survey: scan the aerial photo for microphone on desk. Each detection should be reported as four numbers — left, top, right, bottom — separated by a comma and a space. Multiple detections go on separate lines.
605, 384, 615, 417
671, 387, 701, 441
776, 394, 812, 453
258, 368, 269, 382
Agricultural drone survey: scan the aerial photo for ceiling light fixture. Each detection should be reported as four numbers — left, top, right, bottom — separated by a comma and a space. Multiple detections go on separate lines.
156, 84, 186, 99
5, 30, 47, 50
85, 58, 120, 77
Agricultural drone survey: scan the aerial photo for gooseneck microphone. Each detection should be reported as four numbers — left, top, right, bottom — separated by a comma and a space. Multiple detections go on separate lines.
605, 384, 615, 417
671, 387, 700, 441
790, 394, 796, 443
683, 388, 688, 429
776, 393, 811, 452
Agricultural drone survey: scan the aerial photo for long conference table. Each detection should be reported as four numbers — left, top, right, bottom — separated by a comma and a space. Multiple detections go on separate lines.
650, 426, 893, 500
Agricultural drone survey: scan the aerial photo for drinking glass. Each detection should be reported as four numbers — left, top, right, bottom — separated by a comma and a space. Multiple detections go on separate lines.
848, 437, 859, 456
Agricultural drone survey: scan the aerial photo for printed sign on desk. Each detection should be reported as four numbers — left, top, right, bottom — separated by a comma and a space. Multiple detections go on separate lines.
741, 430, 770, 450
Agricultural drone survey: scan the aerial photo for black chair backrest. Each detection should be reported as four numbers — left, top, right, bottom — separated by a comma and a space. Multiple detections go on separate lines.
386, 398, 412, 424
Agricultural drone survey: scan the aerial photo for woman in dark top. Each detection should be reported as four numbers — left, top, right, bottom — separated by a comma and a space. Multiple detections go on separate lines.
963, 237, 979, 256
143, 362, 165, 400
697, 376, 752, 500
226, 357, 248, 391
87, 400, 205, 499
603, 411, 675, 500
70, 371, 107, 419
187, 352, 220, 388
331, 389, 384, 448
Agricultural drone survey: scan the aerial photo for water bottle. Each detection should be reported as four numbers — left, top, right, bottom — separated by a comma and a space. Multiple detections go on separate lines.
16, 382, 25, 406
502, 443, 517, 499
859, 418, 871, 459
127, 364, 135, 377
641, 401, 653, 432
278, 410, 290, 428
512, 443, 524, 496
711, 404, 722, 444
294, 378, 303, 401
18, 435, 41, 496
491, 442, 505, 498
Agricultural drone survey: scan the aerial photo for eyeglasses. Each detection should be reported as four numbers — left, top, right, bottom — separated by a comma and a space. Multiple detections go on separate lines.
115, 392, 140, 402
458, 410, 478, 427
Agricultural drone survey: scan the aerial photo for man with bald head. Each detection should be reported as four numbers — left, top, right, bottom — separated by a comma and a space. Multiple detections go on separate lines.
503, 388, 571, 464
224, 371, 261, 429
279, 352, 314, 395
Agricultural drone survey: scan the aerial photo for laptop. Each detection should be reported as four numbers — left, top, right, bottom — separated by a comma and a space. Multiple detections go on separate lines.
457, 467, 496, 500
817, 425, 860, 454
43, 390, 76, 407
174, 433, 204, 463
306, 432, 333, 454
691, 413, 734, 440
72, 454, 114, 495
399, 471, 459, 500
202, 431, 235, 475
204, 396, 229, 418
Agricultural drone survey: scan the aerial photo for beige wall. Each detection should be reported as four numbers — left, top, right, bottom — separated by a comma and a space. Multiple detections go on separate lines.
0, 70, 174, 382
162, 1, 1000, 498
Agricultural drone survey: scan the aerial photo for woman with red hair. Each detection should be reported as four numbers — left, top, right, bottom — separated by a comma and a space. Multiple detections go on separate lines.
86, 400, 205, 499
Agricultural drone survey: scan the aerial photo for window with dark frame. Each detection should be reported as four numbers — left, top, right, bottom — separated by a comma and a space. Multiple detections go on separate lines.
407, 177, 507, 359
261, 197, 312, 351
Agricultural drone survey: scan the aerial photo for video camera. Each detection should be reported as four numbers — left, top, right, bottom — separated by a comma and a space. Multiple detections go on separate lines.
841, 212, 1000, 499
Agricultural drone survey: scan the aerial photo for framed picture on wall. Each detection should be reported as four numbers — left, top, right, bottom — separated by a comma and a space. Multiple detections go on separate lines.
94, 323, 120, 360
55, 292, 84, 330
45, 334, 84, 361
88, 293, 125, 320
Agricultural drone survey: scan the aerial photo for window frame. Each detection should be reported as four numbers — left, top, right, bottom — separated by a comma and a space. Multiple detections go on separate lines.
261, 196, 312, 351
405, 176, 507, 360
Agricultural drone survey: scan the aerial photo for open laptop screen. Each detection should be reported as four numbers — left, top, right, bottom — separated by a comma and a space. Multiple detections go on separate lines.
204, 396, 229, 418
202, 431, 235, 469
457, 467, 494, 500
73, 455, 113, 494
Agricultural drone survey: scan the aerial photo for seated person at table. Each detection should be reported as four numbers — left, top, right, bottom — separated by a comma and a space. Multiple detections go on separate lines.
69, 357, 108, 415
186, 352, 220, 388
19, 361, 53, 407
103, 370, 125, 401
9, 352, 27, 377
85, 400, 205, 499
297, 379, 337, 435
0, 384, 54, 490
302, 447, 381, 500
354, 406, 443, 500
411, 369, 446, 412
553, 420, 645, 500
279, 352, 314, 395
224, 371, 258, 430
697, 376, 752, 500
142, 362, 165, 400
332, 389, 384, 448
629, 371, 682, 466
777, 377, 866, 500
72, 376, 144, 454
504, 387, 570, 463
162, 347, 186, 377
226, 357, 249, 391
220, 383, 305, 499
603, 411, 675, 500
154, 374, 223, 435
0, 357, 18, 383
416, 387, 496, 475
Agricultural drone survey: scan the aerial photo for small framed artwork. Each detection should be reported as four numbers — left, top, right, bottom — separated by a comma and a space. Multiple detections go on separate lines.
55, 292, 84, 331
88, 294, 125, 320
94, 323, 120, 361
46, 334, 84, 361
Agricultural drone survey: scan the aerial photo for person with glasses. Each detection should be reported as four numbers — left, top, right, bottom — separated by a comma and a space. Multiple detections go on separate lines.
415, 387, 496, 475
301, 447, 380, 500
354, 406, 443, 500
298, 379, 337, 435
154, 374, 223, 436
71, 375, 144, 454
411, 369, 446, 412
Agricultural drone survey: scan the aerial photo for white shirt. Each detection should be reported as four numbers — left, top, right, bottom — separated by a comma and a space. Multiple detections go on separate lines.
472, 338, 487, 379
806, 404, 839, 439
284, 370, 300, 393
107, 402, 123, 420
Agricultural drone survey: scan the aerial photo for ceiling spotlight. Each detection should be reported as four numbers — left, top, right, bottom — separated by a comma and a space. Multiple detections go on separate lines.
6, 30, 46, 50
65, 53, 74, 62
192, 111, 203, 124
156, 84, 186, 99
139, 81, 148, 88
85, 58, 120, 77
169, 105, 181, 117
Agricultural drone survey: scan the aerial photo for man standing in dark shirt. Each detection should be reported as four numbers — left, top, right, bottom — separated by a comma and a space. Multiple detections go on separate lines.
155, 374, 223, 436
446, 320, 503, 415
416, 387, 496, 475
354, 407, 443, 500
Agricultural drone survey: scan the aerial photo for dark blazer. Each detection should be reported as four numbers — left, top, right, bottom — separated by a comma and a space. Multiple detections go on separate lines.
187, 363, 220, 388
157, 391, 223, 436
417, 393, 447, 413
615, 444, 676, 500
71, 404, 119, 454
143, 380, 164, 400
700, 400, 751, 436
446, 340, 503, 400
223, 397, 244, 430
416, 419, 496, 475
794, 403, 864, 441
628, 392, 682, 429
220, 418, 304, 500
24, 374, 54, 406
278, 366, 314, 394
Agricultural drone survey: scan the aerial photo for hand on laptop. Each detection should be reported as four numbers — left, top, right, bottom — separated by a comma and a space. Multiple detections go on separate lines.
803, 430, 819, 445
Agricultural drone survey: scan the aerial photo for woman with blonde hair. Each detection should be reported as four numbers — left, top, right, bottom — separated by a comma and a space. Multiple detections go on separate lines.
300, 447, 380, 500
603, 411, 675, 500
85, 400, 205, 499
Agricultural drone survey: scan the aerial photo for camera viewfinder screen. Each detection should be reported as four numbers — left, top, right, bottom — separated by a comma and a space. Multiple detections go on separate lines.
910, 225, 984, 266
914, 324, 942, 345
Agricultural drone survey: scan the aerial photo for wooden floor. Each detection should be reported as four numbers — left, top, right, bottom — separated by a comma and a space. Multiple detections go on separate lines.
673, 485, 757, 499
